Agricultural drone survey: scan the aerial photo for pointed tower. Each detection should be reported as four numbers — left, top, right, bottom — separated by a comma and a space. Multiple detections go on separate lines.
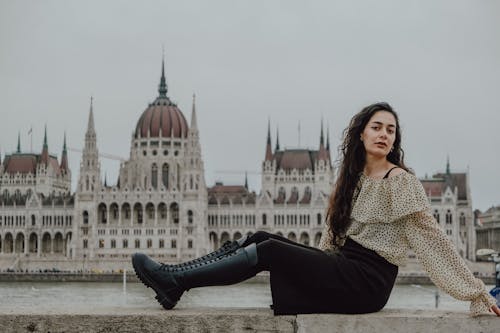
265, 119, 273, 161
78, 97, 101, 193
185, 92, 207, 193
244, 171, 248, 190
275, 126, 280, 151
444, 155, 453, 189
158, 58, 168, 98
40, 125, 49, 164
16, 132, 21, 153
318, 119, 328, 161
60, 132, 69, 171
326, 126, 330, 153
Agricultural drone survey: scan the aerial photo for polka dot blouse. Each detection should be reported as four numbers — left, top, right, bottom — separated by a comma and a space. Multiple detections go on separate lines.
318, 171, 496, 316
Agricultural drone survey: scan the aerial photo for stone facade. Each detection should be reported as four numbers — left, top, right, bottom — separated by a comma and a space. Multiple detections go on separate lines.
420, 161, 476, 261
0, 63, 478, 270
475, 206, 500, 253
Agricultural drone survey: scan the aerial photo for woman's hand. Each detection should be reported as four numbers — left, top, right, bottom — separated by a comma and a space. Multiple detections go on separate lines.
491, 304, 500, 316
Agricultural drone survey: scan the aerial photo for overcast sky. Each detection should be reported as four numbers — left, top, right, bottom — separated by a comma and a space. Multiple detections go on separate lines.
1, 0, 499, 211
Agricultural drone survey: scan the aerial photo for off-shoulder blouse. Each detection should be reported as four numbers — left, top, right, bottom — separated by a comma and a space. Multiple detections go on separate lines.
318, 172, 496, 316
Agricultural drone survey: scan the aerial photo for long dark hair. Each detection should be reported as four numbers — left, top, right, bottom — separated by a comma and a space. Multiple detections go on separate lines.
325, 102, 409, 247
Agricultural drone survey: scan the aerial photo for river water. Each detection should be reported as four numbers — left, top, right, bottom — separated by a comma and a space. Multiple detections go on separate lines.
1, 281, 490, 314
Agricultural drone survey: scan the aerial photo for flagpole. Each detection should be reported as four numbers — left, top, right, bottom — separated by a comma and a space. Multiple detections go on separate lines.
29, 125, 33, 152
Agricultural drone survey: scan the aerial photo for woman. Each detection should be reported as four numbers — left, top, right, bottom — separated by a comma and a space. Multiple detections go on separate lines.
132, 102, 499, 316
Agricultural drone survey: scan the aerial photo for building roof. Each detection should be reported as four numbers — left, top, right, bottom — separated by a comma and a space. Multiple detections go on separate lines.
3, 154, 38, 174
207, 183, 256, 205
420, 172, 468, 201
274, 149, 319, 171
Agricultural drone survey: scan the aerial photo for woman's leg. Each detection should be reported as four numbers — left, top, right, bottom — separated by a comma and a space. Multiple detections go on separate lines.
243, 231, 322, 252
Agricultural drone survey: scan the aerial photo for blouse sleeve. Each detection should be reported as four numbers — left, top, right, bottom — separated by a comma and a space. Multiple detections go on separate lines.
404, 209, 496, 316
318, 221, 334, 251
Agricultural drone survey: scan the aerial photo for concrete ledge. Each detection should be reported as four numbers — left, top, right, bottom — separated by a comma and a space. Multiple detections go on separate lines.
0, 309, 498, 333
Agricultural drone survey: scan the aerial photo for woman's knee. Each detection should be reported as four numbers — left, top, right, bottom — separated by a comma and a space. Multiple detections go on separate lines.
247, 231, 272, 245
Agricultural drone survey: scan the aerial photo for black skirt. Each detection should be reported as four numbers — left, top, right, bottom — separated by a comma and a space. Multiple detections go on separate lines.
269, 237, 398, 315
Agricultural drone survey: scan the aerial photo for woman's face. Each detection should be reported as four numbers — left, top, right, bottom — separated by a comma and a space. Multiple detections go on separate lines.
360, 111, 397, 159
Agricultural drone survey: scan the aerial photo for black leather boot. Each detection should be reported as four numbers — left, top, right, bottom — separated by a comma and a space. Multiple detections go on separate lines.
132, 243, 258, 310
169, 235, 248, 269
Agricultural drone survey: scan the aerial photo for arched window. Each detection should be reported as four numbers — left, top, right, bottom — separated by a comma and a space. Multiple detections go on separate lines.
446, 210, 452, 224
83, 211, 89, 224
459, 213, 466, 226
135, 239, 140, 248
171, 239, 177, 249
162, 163, 169, 189
170, 203, 179, 224
151, 164, 158, 189
147, 239, 152, 248
317, 213, 322, 226
123, 239, 128, 248
278, 187, 286, 199
188, 239, 193, 249
262, 213, 267, 226
433, 210, 440, 223
187, 210, 193, 224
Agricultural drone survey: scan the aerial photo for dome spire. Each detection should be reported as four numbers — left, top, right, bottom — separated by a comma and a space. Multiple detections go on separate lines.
158, 58, 168, 97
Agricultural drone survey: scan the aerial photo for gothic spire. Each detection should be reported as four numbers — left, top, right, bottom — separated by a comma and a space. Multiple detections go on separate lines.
320, 118, 324, 146
191, 93, 198, 129
446, 155, 451, 175
275, 126, 280, 151
87, 97, 96, 134
41, 125, 49, 164
158, 58, 168, 97
43, 125, 48, 148
244, 171, 248, 190
60, 132, 68, 171
265, 119, 273, 161
17, 132, 21, 153
318, 119, 328, 161
326, 125, 330, 151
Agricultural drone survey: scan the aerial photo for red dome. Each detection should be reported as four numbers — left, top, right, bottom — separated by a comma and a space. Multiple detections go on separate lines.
135, 97, 188, 139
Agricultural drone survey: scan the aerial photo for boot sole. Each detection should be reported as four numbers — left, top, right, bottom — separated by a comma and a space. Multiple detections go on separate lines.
131, 254, 177, 310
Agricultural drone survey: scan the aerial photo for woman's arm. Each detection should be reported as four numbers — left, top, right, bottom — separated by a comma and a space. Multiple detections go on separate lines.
404, 210, 498, 316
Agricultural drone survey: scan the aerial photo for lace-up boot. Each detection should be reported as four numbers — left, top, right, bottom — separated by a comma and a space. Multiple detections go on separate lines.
132, 243, 258, 310
169, 235, 248, 269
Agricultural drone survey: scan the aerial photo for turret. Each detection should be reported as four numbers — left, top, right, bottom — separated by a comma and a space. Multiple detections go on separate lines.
40, 125, 49, 164
60, 132, 68, 171
317, 120, 328, 161
265, 119, 273, 161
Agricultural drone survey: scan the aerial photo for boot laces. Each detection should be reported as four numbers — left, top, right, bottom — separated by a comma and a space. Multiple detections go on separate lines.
158, 250, 239, 272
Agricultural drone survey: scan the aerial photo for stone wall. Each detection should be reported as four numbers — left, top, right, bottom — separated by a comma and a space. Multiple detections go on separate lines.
0, 309, 497, 333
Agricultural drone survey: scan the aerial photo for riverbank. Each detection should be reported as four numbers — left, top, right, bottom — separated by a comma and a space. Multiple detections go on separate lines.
0, 271, 495, 284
